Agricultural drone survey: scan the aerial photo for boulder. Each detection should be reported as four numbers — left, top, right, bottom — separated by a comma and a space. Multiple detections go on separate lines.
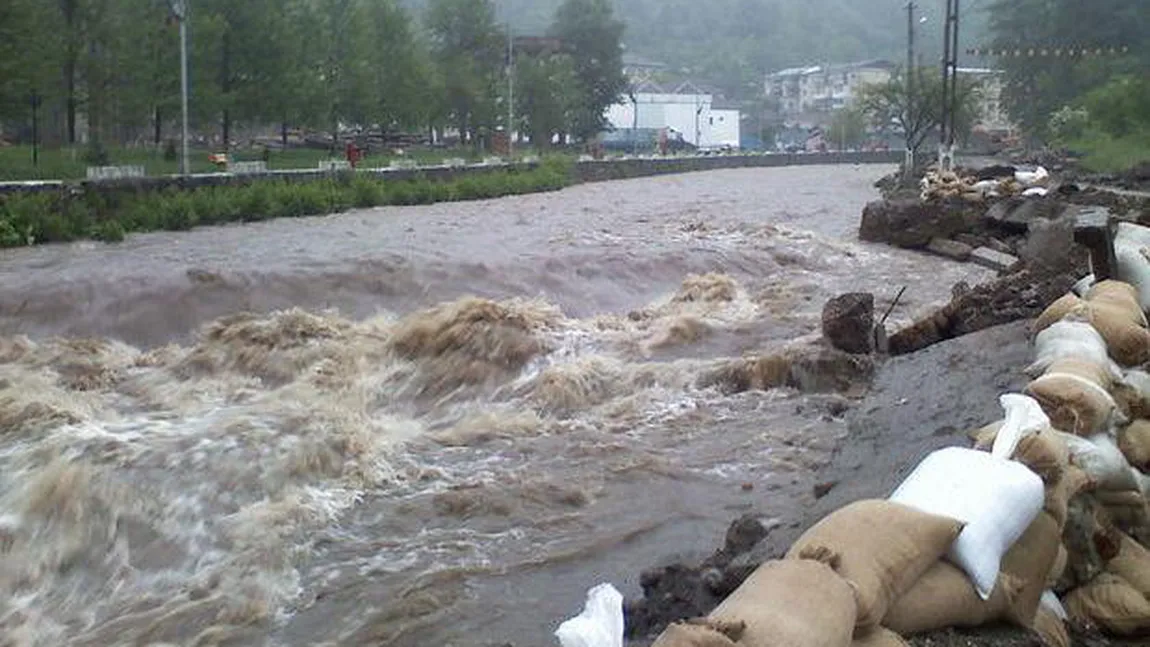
971, 247, 1022, 273
860, 198, 981, 249
986, 237, 1016, 256
985, 198, 1067, 234
928, 237, 974, 261
822, 293, 876, 354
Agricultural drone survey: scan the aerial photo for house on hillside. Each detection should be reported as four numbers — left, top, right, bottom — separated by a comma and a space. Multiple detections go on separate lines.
765, 59, 896, 118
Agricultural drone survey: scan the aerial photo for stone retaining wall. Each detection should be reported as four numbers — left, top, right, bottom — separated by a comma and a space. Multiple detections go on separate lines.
0, 151, 902, 197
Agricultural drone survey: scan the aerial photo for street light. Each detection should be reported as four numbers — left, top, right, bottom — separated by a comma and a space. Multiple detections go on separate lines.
168, 0, 190, 176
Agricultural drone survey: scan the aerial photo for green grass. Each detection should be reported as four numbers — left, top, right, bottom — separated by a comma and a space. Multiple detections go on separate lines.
0, 157, 575, 248
1067, 129, 1150, 174
0, 144, 538, 182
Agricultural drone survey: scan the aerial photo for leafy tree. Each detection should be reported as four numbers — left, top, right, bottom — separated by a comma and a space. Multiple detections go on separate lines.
516, 53, 577, 149
426, 0, 502, 146
856, 67, 979, 155
550, 0, 627, 142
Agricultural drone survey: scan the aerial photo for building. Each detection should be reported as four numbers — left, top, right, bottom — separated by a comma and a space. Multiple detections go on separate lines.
956, 67, 1013, 133
765, 59, 896, 117
605, 80, 740, 150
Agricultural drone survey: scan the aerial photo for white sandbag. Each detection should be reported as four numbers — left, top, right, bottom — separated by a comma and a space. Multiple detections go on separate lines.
889, 447, 1045, 600
1057, 432, 1139, 492
1041, 589, 1069, 622
1026, 320, 1121, 379
555, 583, 624, 647
994, 393, 1052, 459
1124, 369, 1150, 401
1072, 274, 1096, 298
1015, 166, 1050, 187
1023, 187, 1049, 197
1114, 222, 1150, 313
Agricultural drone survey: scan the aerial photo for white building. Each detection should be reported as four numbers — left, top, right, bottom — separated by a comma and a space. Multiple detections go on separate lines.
765, 59, 896, 117
605, 81, 740, 150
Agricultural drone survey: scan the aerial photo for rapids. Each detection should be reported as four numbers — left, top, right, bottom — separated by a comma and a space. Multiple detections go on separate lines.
0, 165, 993, 646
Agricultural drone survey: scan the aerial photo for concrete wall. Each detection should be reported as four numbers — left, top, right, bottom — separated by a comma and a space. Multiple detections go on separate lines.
0, 151, 902, 198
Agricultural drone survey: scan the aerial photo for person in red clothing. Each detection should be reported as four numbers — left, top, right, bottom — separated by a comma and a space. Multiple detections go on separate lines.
344, 141, 361, 168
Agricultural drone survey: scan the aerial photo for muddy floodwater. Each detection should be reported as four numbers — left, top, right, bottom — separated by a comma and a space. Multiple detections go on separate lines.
0, 165, 994, 647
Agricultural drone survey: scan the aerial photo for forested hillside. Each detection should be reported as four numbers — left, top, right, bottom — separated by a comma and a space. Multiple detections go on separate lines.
405, 0, 990, 97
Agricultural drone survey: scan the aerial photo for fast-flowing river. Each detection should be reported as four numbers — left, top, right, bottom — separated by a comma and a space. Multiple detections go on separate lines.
0, 165, 992, 646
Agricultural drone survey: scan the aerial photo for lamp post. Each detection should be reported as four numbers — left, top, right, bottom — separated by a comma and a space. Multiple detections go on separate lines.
168, 0, 190, 176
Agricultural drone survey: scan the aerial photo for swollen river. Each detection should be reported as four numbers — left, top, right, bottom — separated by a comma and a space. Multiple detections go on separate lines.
0, 165, 992, 646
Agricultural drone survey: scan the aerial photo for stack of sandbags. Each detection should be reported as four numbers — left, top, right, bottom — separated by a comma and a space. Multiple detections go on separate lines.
651, 500, 963, 647
1114, 222, 1150, 314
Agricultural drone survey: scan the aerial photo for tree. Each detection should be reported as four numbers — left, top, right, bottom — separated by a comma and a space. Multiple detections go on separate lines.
516, 52, 577, 149
426, 0, 502, 146
550, 0, 627, 143
986, 0, 1149, 138
856, 67, 979, 155
827, 107, 867, 150
363, 0, 429, 135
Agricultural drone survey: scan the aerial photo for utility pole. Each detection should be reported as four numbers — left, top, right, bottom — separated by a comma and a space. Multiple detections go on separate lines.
30, 89, 41, 168
507, 22, 514, 157
939, 0, 960, 170
169, 0, 190, 176
904, 1, 915, 179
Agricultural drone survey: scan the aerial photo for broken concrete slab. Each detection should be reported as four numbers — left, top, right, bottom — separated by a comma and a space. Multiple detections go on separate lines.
986, 237, 1015, 256
970, 246, 1022, 273
927, 237, 974, 261
954, 232, 985, 249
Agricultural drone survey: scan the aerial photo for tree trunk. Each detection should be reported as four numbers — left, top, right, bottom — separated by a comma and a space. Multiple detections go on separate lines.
154, 106, 162, 146
281, 120, 289, 150
62, 0, 78, 145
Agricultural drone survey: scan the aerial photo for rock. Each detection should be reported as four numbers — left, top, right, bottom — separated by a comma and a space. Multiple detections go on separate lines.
813, 481, 838, 499
787, 348, 875, 394
927, 237, 974, 261
986, 237, 1015, 255
860, 198, 981, 249
821, 293, 875, 354
986, 198, 1067, 234
954, 232, 985, 248
975, 164, 1017, 181
1021, 213, 1086, 272
970, 246, 1022, 273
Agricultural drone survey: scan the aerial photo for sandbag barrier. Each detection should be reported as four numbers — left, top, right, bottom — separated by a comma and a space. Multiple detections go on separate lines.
647, 224, 1150, 647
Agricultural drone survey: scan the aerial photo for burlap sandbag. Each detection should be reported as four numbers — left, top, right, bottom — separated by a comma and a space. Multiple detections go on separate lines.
1001, 511, 1064, 627
1033, 292, 1084, 334
1119, 419, 1150, 472
1025, 361, 1119, 436
1045, 464, 1092, 529
650, 621, 738, 647
969, 420, 1004, 449
1048, 543, 1069, 589
1064, 573, 1150, 636
1032, 604, 1070, 647
1017, 432, 1072, 485
1087, 280, 1147, 323
1083, 301, 1150, 367
708, 557, 856, 647
850, 627, 908, 647
785, 500, 964, 630
1106, 531, 1150, 597
882, 561, 1019, 635
1096, 489, 1150, 533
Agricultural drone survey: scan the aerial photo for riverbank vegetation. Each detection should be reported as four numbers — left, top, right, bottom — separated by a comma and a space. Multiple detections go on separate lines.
0, 158, 573, 248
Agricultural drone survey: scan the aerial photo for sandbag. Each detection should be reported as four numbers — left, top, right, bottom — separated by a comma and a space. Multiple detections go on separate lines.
1113, 222, 1150, 312
969, 425, 1069, 486
1095, 489, 1150, 537
1064, 573, 1150, 636
1119, 419, 1150, 472
888, 447, 1044, 600
708, 558, 857, 647
1026, 320, 1119, 379
1117, 370, 1150, 420
1033, 292, 1083, 334
1087, 280, 1146, 318
1078, 301, 1150, 367
850, 627, 908, 647
650, 622, 738, 647
882, 561, 1017, 635
1000, 511, 1063, 627
1073, 274, 1096, 298
785, 500, 963, 630
1048, 543, 1068, 588
1033, 604, 1070, 647
1025, 365, 1122, 436
1061, 433, 1139, 492
1106, 531, 1150, 598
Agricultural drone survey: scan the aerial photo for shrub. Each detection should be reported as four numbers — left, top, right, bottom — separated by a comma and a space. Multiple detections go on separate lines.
92, 220, 125, 243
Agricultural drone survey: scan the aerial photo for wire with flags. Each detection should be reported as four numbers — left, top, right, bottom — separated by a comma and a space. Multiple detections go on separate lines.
966, 45, 1131, 58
